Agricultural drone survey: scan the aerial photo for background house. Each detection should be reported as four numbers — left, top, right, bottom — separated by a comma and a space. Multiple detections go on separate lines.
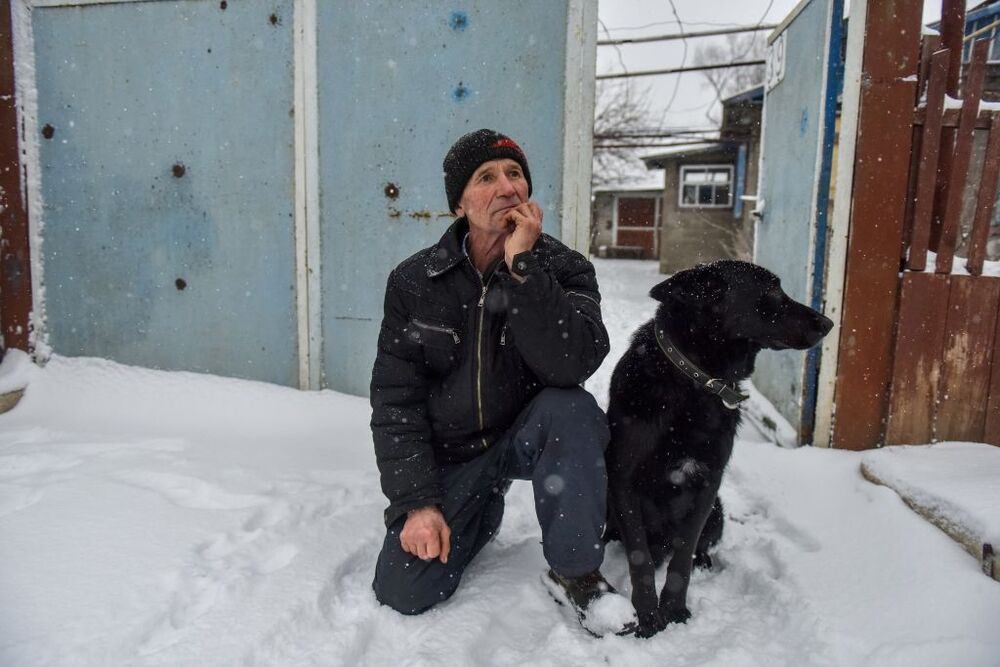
640, 86, 763, 274
939, 0, 1000, 102
590, 185, 663, 259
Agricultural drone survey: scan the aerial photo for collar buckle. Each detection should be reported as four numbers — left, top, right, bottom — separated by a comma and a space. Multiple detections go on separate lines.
655, 328, 748, 411
705, 378, 727, 394
705, 378, 741, 410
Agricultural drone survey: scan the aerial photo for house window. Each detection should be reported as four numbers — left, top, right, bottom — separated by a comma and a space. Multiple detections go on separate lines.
963, 17, 1000, 63
679, 165, 733, 208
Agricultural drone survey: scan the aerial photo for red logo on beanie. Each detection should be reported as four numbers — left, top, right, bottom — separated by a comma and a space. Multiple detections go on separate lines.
493, 138, 524, 156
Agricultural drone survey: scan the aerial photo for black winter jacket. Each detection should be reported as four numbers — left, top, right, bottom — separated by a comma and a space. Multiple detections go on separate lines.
370, 218, 610, 526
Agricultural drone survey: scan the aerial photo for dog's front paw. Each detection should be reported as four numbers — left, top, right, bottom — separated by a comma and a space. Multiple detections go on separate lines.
660, 605, 692, 625
631, 609, 668, 638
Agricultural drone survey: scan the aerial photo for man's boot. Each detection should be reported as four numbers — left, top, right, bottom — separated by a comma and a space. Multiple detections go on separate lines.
544, 569, 635, 637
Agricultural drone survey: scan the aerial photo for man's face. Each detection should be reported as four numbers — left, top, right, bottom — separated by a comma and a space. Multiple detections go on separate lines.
455, 158, 529, 236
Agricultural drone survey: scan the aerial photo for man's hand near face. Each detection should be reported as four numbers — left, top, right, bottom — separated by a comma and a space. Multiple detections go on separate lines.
400, 506, 451, 563
503, 201, 543, 278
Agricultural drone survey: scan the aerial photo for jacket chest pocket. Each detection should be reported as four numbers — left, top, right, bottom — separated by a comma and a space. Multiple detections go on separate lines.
407, 317, 463, 375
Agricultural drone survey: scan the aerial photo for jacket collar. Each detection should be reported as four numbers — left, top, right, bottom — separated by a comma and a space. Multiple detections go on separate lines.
427, 217, 471, 278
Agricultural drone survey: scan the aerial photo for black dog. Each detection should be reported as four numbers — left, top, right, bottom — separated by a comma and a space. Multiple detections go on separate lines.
604, 261, 833, 638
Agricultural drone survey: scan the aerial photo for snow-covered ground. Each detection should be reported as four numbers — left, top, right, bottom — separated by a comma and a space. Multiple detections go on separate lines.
1, 258, 998, 666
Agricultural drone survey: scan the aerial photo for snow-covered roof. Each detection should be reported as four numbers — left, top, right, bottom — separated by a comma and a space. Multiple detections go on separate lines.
592, 183, 663, 195
722, 84, 765, 106
593, 171, 664, 193
640, 141, 734, 168
593, 153, 664, 191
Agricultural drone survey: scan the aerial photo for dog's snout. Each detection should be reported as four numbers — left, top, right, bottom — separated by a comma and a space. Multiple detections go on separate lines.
799, 311, 834, 349
817, 314, 833, 336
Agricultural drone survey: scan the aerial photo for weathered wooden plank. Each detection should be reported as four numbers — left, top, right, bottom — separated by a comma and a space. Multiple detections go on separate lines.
0, 0, 33, 352
908, 49, 950, 272
986, 310, 1000, 445
915, 108, 998, 130
832, 0, 922, 451
902, 128, 921, 255
937, 40, 988, 273
903, 32, 940, 259
930, 0, 966, 253
885, 273, 951, 444
936, 275, 1000, 442
966, 114, 1000, 275
916, 34, 941, 100
0, 389, 24, 415
939, 0, 966, 94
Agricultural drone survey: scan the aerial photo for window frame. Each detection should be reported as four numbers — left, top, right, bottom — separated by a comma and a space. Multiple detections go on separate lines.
963, 18, 1000, 64
678, 164, 735, 209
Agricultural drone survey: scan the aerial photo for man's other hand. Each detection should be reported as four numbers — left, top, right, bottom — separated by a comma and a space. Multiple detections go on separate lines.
503, 201, 543, 273
400, 506, 451, 563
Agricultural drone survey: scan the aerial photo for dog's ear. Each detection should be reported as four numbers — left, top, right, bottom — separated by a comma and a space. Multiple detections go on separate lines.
649, 267, 727, 306
648, 278, 676, 304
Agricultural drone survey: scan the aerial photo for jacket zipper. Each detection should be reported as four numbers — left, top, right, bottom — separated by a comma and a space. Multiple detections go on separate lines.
565, 290, 600, 307
475, 272, 497, 447
411, 318, 460, 344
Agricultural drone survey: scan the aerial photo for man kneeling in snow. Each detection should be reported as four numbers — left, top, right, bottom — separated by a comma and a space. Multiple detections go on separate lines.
370, 129, 620, 629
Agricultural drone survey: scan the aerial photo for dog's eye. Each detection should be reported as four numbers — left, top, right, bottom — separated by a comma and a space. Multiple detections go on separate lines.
757, 291, 783, 316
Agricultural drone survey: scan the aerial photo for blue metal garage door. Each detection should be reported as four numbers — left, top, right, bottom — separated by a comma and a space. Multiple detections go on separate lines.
316, 2, 572, 395
33, 0, 299, 385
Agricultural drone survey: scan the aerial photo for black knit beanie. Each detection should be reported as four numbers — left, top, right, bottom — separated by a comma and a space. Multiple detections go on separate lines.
442, 129, 532, 213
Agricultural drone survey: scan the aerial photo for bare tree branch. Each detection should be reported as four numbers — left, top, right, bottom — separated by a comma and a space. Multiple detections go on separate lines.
591, 80, 657, 189
694, 33, 766, 125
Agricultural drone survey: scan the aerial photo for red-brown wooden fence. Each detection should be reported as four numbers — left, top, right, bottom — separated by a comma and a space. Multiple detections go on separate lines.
884, 38, 1000, 446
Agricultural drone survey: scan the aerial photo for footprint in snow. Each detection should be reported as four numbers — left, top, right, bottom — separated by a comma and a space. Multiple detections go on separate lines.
139, 538, 302, 655
254, 543, 299, 574
0, 452, 85, 517
243, 498, 292, 531
0, 452, 84, 479
0, 483, 44, 518
111, 470, 271, 509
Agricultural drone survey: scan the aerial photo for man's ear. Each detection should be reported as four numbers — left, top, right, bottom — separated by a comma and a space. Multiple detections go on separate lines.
454, 204, 465, 218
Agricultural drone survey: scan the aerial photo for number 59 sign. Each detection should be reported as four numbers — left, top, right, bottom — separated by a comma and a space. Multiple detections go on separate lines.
766, 31, 787, 92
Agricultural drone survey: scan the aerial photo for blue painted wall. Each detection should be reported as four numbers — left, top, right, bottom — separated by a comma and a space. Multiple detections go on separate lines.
754, 0, 840, 437
30, 1, 576, 394
316, 2, 570, 395
34, 0, 299, 385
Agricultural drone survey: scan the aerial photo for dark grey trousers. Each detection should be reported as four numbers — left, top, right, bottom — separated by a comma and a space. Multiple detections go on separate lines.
372, 387, 611, 615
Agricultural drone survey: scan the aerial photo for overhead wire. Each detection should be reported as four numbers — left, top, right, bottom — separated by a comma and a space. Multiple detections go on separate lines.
733, 0, 775, 62
659, 0, 689, 125
596, 3, 777, 164
598, 25, 778, 46
603, 18, 773, 32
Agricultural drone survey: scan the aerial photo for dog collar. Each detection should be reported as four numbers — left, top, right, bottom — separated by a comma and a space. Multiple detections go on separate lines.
654, 327, 749, 410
